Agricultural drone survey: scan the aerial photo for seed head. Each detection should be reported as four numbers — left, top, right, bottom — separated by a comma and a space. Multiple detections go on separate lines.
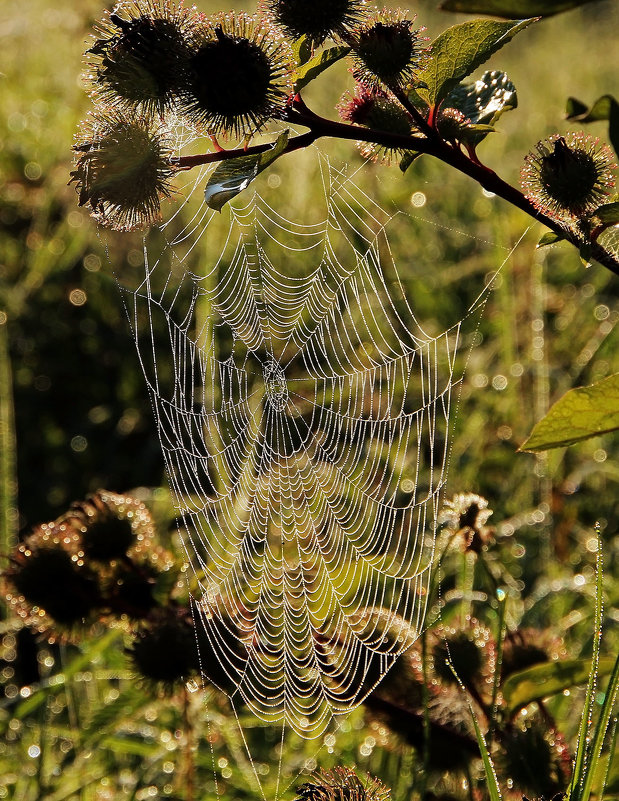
129, 611, 198, 693
66, 490, 156, 563
440, 492, 493, 553
5, 527, 101, 627
71, 111, 175, 230
338, 84, 414, 163
431, 620, 493, 692
265, 0, 370, 46
351, 10, 427, 89
180, 13, 294, 137
86, 0, 198, 114
294, 767, 390, 801
521, 132, 616, 221
107, 559, 162, 617
437, 107, 471, 145
501, 628, 564, 681
498, 721, 571, 799
82, 513, 134, 562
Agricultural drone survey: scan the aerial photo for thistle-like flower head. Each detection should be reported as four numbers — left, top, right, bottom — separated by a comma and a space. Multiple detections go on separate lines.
501, 628, 565, 681
129, 610, 199, 693
498, 720, 571, 799
70, 111, 175, 230
440, 492, 493, 553
265, 0, 370, 46
351, 9, 427, 89
338, 84, 414, 164
180, 13, 294, 137
86, 0, 198, 114
295, 767, 390, 800
521, 132, 616, 221
4, 525, 102, 627
66, 490, 156, 563
437, 107, 471, 145
431, 619, 494, 692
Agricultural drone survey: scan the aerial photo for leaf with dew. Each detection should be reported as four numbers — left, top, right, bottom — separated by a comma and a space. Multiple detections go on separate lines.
416, 18, 535, 108
204, 131, 290, 211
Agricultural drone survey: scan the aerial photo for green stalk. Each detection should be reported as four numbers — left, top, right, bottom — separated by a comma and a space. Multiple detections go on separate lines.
0, 315, 18, 566
448, 660, 503, 801
600, 715, 618, 801
569, 533, 604, 801
579, 652, 619, 801
468, 702, 503, 801
460, 550, 476, 624
488, 588, 507, 749
419, 629, 431, 800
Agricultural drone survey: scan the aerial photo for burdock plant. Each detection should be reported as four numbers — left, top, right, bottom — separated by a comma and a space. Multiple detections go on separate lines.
180, 13, 294, 136
87, 0, 198, 114
71, 110, 176, 230
349, 9, 427, 90
294, 767, 390, 801
265, 0, 370, 46
5, 526, 102, 627
129, 610, 199, 693
70, 0, 619, 279
338, 84, 415, 163
521, 132, 616, 221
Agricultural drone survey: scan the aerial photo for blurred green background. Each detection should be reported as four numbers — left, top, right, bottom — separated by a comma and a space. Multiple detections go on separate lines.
0, 1, 618, 799
1, 0, 617, 534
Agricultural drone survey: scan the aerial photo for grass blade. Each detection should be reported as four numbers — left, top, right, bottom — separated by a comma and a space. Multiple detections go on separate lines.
448, 660, 503, 801
579, 652, 619, 801
568, 531, 604, 801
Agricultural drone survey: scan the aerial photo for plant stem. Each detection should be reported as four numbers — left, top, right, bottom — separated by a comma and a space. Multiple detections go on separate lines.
169, 100, 619, 276
0, 316, 18, 565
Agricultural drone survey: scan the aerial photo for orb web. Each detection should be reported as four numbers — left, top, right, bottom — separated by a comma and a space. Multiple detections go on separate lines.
122, 155, 487, 738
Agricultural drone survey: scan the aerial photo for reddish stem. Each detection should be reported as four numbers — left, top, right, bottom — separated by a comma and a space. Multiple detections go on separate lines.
169, 98, 619, 277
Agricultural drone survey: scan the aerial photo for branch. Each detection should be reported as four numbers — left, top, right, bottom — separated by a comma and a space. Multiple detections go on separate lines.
169, 100, 619, 277
390, 86, 436, 139
433, 142, 619, 277
170, 130, 319, 169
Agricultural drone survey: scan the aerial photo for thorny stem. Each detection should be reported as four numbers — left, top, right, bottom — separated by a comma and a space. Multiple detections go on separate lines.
170, 97, 619, 277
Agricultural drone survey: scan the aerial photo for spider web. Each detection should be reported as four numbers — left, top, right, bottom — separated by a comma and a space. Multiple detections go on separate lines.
121, 154, 493, 739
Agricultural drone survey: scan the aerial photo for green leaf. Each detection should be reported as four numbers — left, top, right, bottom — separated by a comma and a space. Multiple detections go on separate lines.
439, 0, 599, 16
591, 201, 619, 226
291, 35, 312, 67
470, 701, 503, 801
566, 94, 618, 123
444, 69, 517, 144
204, 131, 289, 211
447, 70, 517, 122
566, 96, 589, 118
100, 734, 162, 757
503, 657, 617, 717
399, 151, 423, 173
537, 230, 565, 247
416, 18, 535, 108
294, 45, 350, 91
520, 373, 619, 451
566, 94, 619, 157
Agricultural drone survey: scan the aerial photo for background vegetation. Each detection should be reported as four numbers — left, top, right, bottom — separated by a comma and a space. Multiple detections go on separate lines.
0, 1, 617, 799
